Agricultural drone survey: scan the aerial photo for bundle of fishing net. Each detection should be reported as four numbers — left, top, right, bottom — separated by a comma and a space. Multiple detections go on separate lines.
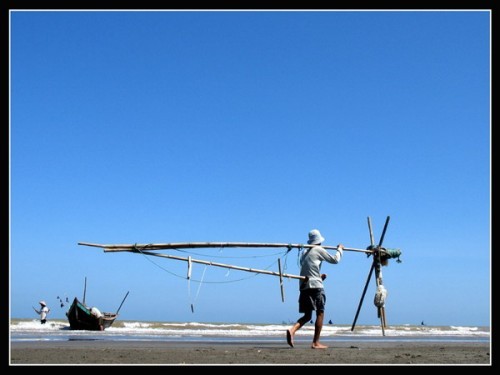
374, 284, 387, 308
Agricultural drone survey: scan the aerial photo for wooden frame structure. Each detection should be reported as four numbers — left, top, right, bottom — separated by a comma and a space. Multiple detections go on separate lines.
78, 216, 401, 336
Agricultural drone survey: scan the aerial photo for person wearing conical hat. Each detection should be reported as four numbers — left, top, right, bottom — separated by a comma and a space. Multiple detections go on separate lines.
33, 300, 50, 324
286, 229, 344, 349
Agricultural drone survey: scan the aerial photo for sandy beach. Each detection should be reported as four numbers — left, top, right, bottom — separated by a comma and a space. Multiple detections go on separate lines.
10, 340, 491, 365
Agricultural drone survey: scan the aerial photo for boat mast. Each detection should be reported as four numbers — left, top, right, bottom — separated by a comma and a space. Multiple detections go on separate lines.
116, 291, 130, 314
83, 276, 87, 305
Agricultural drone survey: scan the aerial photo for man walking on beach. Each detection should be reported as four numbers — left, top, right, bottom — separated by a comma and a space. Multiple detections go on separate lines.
287, 229, 343, 349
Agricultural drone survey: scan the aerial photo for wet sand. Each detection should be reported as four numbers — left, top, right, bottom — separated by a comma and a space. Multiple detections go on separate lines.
10, 340, 491, 365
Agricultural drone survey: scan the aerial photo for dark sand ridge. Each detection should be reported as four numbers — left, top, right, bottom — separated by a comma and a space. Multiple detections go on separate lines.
10, 340, 491, 365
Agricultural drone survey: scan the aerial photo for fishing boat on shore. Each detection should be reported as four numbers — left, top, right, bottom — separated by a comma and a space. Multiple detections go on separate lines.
66, 277, 129, 331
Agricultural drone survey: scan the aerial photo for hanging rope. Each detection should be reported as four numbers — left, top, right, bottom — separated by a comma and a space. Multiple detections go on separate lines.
188, 271, 192, 310
134, 243, 187, 279
190, 265, 208, 313
134, 244, 292, 284
297, 244, 304, 267
174, 248, 284, 259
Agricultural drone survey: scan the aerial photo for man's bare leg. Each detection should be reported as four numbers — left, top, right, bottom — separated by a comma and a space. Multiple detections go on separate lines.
311, 311, 328, 349
287, 313, 311, 348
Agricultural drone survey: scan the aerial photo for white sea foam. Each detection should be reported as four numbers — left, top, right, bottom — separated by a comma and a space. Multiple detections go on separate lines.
10, 319, 490, 342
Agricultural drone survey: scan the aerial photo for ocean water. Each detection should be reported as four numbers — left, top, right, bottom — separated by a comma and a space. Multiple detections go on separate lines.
10, 319, 490, 344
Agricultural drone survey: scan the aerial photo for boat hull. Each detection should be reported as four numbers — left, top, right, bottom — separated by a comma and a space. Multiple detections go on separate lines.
66, 297, 117, 331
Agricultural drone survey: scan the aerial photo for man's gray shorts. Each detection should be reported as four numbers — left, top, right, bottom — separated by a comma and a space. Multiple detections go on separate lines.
299, 288, 326, 313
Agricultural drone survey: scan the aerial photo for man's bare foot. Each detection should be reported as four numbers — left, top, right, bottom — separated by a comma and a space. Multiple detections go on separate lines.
286, 329, 294, 348
311, 343, 328, 349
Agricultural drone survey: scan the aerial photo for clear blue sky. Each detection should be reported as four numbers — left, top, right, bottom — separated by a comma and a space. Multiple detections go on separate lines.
10, 10, 490, 327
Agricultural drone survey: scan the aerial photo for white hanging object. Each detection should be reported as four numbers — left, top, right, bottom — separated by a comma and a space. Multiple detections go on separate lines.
187, 256, 192, 280
374, 284, 387, 307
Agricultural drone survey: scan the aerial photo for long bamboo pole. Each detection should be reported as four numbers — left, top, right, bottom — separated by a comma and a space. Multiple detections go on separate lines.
139, 250, 306, 280
83, 276, 87, 305
350, 260, 375, 331
78, 241, 372, 254
115, 291, 129, 314
278, 258, 285, 302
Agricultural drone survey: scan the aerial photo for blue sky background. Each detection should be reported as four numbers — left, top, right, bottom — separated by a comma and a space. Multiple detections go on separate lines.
10, 10, 490, 327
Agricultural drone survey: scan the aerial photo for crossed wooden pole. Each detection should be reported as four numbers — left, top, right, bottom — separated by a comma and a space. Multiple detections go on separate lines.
350, 216, 392, 336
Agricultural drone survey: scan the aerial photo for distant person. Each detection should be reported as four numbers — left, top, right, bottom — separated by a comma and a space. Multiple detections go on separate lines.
33, 301, 50, 324
328, 320, 333, 324
421, 321, 425, 326
286, 229, 344, 349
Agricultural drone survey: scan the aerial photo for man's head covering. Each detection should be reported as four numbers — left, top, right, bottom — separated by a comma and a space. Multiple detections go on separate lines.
307, 229, 325, 245
39, 301, 46, 306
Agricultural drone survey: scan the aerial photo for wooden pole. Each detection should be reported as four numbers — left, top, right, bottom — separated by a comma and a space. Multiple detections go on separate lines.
368, 216, 375, 249
351, 217, 376, 332
351, 216, 391, 335
115, 291, 130, 314
278, 258, 285, 302
351, 261, 375, 331
78, 241, 372, 254
83, 277, 87, 305
140, 250, 306, 280
374, 216, 391, 336
374, 254, 386, 336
